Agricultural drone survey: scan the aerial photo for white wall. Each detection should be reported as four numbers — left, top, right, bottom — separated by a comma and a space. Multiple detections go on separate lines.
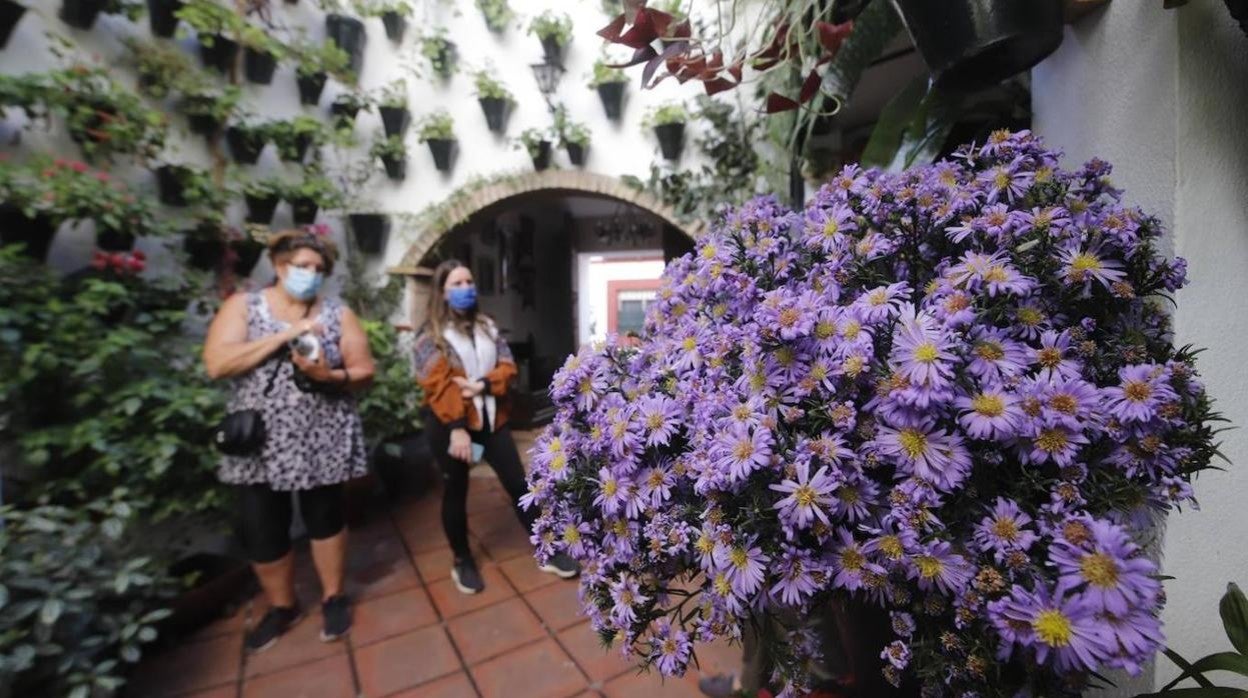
1034, 2, 1248, 692
576, 254, 664, 346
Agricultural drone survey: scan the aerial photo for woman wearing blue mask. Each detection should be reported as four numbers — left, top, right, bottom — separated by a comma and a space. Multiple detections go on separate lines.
202, 229, 375, 653
412, 259, 578, 594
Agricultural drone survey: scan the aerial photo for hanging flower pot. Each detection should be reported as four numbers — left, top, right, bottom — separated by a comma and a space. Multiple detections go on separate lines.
478, 97, 509, 133
893, 0, 1063, 92
1, 0, 29, 49
379, 105, 410, 138
230, 236, 265, 276
243, 47, 278, 85
530, 140, 552, 171
244, 193, 280, 224
226, 125, 267, 164
296, 71, 328, 106
596, 82, 625, 120
146, 0, 181, 38
381, 10, 407, 43
96, 227, 136, 252
0, 205, 56, 262
566, 141, 587, 166
290, 197, 319, 225
182, 224, 226, 271
426, 138, 456, 172
329, 98, 361, 127
199, 34, 240, 74
654, 122, 684, 161
348, 213, 389, 254
184, 102, 221, 137
277, 134, 314, 163
380, 154, 406, 181
59, 0, 103, 29
325, 14, 366, 75
540, 36, 564, 65
156, 165, 191, 206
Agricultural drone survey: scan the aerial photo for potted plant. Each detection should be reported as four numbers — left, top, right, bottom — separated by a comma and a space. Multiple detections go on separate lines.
527, 10, 572, 65
226, 121, 267, 164
893, 0, 1063, 92
347, 212, 389, 254
370, 134, 407, 181
356, 0, 411, 42
240, 25, 287, 85
473, 69, 513, 133
643, 101, 688, 160
325, 11, 366, 75
515, 127, 552, 171
329, 89, 371, 129
474, 0, 512, 32
182, 215, 227, 270
0, 163, 56, 262
418, 27, 457, 79
177, 0, 244, 74
1, 0, 27, 49
416, 110, 456, 172
242, 177, 282, 224
146, 0, 182, 37
558, 116, 590, 166
47, 66, 168, 162
181, 85, 239, 137
377, 79, 410, 137
284, 172, 340, 225
293, 40, 353, 105
228, 225, 265, 275
125, 37, 195, 100
59, 0, 142, 30
588, 57, 628, 119
267, 115, 325, 162
155, 164, 213, 207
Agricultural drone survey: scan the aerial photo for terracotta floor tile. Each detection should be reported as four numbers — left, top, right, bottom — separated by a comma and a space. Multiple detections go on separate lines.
388, 670, 477, 698
186, 602, 251, 644
241, 652, 353, 698
243, 610, 343, 678
400, 520, 454, 555
469, 638, 586, 698
352, 588, 439, 646
525, 580, 588, 631
175, 685, 238, 698
497, 554, 559, 594
353, 625, 462, 697
413, 542, 486, 584
129, 632, 243, 697
602, 671, 701, 698
690, 636, 744, 678
446, 597, 546, 666
476, 525, 532, 563
426, 564, 516, 619
468, 504, 518, 537
558, 621, 637, 684
347, 552, 422, 601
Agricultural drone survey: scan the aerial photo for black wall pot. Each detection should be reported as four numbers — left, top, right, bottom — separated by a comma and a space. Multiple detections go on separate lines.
478, 97, 510, 132
290, 198, 319, 225
348, 213, 390, 254
325, 14, 366, 75
226, 126, 266, 164
596, 81, 625, 120
540, 36, 564, 65
146, 0, 181, 37
378, 106, 410, 138
566, 142, 587, 166
893, 0, 1062, 92
59, 0, 103, 29
530, 140, 552, 171
329, 99, 360, 127
426, 138, 456, 172
231, 237, 264, 276
96, 228, 135, 252
654, 122, 685, 161
186, 112, 220, 137
279, 134, 314, 163
1, 0, 28, 48
381, 10, 407, 42
199, 35, 239, 74
243, 47, 277, 85
380, 155, 406, 181
0, 205, 56, 262
156, 165, 190, 207
182, 229, 225, 271
296, 72, 328, 106
244, 194, 279, 224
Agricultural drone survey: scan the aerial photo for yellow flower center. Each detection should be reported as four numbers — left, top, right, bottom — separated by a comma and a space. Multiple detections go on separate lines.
1124, 381, 1153, 402
1017, 307, 1044, 326
823, 219, 839, 237
778, 308, 800, 327
868, 289, 888, 306
815, 321, 837, 339
843, 355, 865, 377
732, 439, 755, 461
1034, 429, 1069, 453
794, 485, 817, 508
1050, 394, 1078, 414
549, 437, 563, 453
563, 525, 581, 544
579, 378, 594, 394
1033, 609, 1074, 647
602, 479, 617, 497
898, 428, 928, 459
975, 341, 1005, 361
713, 573, 732, 596
913, 342, 940, 363
915, 554, 944, 580
843, 321, 861, 340
878, 535, 904, 560
841, 548, 865, 571
682, 336, 697, 352
700, 244, 717, 260
984, 266, 1008, 283
647, 470, 665, 488
1037, 347, 1063, 368
992, 517, 1019, 542
1080, 552, 1120, 588
730, 547, 750, 570
972, 394, 1005, 417
993, 170, 1011, 189
647, 413, 664, 430
550, 453, 567, 472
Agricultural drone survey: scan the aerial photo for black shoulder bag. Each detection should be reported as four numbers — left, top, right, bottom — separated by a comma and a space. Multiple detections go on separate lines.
212, 357, 282, 456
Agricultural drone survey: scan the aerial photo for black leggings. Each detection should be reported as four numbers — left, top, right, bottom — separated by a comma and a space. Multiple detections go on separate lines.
236, 483, 345, 563
424, 411, 536, 559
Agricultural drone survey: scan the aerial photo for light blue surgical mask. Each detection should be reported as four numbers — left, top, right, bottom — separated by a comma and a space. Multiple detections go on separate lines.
284, 266, 323, 301
447, 286, 477, 311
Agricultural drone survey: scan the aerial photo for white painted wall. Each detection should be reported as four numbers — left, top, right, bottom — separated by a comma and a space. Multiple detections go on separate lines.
1034, 2, 1248, 693
576, 253, 664, 346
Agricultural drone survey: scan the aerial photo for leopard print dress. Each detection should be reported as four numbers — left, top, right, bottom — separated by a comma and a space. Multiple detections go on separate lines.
217, 291, 368, 491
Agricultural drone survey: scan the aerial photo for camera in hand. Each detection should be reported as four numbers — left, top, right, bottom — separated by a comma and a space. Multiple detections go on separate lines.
289, 332, 321, 362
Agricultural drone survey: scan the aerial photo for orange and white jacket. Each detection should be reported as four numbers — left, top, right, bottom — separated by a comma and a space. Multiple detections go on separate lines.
412, 320, 517, 431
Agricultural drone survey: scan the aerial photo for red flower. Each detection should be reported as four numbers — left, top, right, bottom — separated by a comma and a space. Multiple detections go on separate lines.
90, 251, 108, 270
70, 161, 89, 173
94, 172, 110, 182
131, 249, 146, 261
126, 257, 145, 273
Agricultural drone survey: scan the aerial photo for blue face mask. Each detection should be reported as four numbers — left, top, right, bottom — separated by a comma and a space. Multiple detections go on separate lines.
284, 266, 323, 301
447, 286, 477, 311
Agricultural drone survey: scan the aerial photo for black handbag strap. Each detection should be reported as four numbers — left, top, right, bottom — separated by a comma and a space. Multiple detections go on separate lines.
254, 297, 315, 400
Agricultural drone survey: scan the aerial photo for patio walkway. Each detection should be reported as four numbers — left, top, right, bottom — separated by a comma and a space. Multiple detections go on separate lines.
128, 432, 740, 698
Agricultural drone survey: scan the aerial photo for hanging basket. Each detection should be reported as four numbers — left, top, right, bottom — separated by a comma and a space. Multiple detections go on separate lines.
96, 227, 136, 252
540, 36, 564, 65
244, 194, 279, 224
325, 14, 366, 75
243, 47, 278, 85
146, 0, 181, 38
380, 154, 406, 181
278, 134, 314, 163
182, 225, 226, 271
654, 122, 685, 161
296, 71, 328, 106
596, 81, 625, 120
226, 126, 266, 164
156, 165, 190, 207
290, 198, 319, 225
1, 0, 28, 49
381, 10, 407, 43
0, 205, 56, 262
893, 0, 1063, 92
478, 97, 510, 133
378, 106, 410, 138
329, 98, 360, 128
348, 213, 390, 254
566, 142, 587, 166
530, 140, 552, 171
426, 138, 456, 172
231, 236, 265, 276
58, 0, 103, 30
199, 34, 240, 74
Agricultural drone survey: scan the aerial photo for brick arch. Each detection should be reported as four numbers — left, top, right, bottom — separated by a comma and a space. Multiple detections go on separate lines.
387, 170, 701, 273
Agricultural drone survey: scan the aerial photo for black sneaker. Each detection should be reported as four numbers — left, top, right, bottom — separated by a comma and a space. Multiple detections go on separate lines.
451, 556, 484, 595
697, 673, 739, 698
538, 552, 579, 579
320, 594, 351, 642
245, 605, 302, 653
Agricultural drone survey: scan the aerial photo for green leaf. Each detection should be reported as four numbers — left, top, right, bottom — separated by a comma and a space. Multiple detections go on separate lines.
1137, 688, 1248, 698
0, 583, 8, 609
1222, 583, 1248, 656
820, 0, 903, 111
138, 626, 158, 643
1168, 652, 1248, 686
886, 88, 963, 172
859, 74, 929, 169
39, 598, 64, 626
1165, 647, 1217, 689
68, 684, 89, 698
120, 644, 141, 663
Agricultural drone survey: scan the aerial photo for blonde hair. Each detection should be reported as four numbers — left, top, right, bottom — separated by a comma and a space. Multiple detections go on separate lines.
267, 229, 339, 275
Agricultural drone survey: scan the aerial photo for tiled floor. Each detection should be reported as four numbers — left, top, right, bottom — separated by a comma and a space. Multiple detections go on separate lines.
129, 433, 741, 698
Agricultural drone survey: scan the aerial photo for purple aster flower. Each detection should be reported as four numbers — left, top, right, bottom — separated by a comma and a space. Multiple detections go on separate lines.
771, 544, 820, 606
640, 464, 675, 508
803, 202, 858, 252
1032, 331, 1082, 384
714, 424, 774, 483
651, 620, 693, 677
1050, 518, 1161, 616
875, 417, 972, 492
638, 394, 682, 447
967, 329, 1030, 381
770, 461, 838, 530
881, 640, 912, 670
1102, 364, 1178, 424
830, 528, 884, 592
956, 384, 1023, 440
593, 467, 631, 517
988, 585, 1113, 673
973, 498, 1039, 559
757, 288, 817, 341
609, 574, 649, 626
855, 282, 911, 323
713, 536, 770, 598
890, 611, 916, 638
1020, 425, 1089, 468
978, 158, 1035, 203
1036, 377, 1102, 432
1057, 244, 1127, 294
890, 304, 956, 390
908, 540, 973, 595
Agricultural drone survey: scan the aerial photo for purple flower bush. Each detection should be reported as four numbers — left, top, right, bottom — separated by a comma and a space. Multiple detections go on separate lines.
522, 131, 1221, 696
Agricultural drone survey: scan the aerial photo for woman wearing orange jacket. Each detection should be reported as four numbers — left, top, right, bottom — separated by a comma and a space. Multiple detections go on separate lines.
412, 259, 578, 593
